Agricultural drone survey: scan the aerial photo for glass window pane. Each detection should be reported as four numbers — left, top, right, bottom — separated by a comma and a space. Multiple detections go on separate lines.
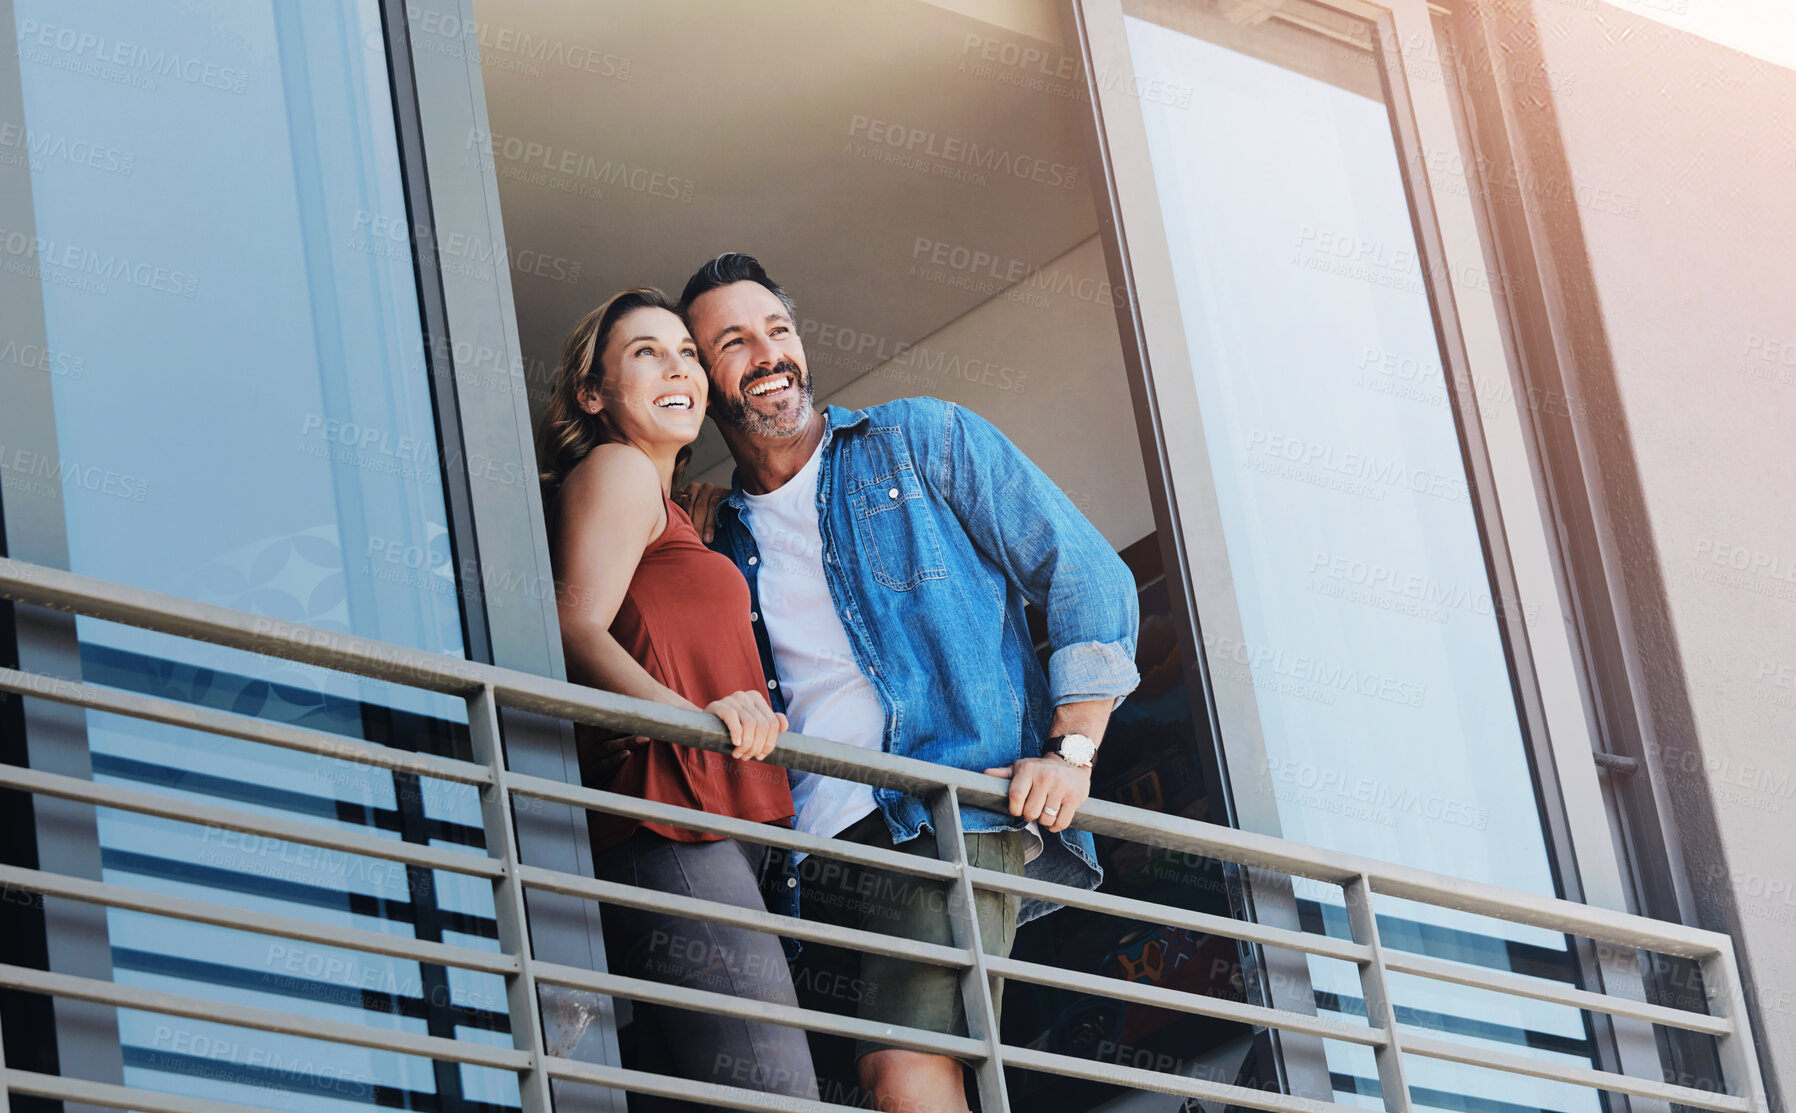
9, 1, 501, 1108
1120, 2, 1597, 1110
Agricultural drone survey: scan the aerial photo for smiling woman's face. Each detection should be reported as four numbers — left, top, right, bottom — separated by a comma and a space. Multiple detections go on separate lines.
580, 305, 708, 450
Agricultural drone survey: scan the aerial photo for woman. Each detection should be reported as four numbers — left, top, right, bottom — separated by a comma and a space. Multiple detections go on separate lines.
538, 288, 817, 1108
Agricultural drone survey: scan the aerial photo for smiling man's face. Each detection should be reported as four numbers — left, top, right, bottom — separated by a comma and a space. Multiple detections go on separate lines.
687, 280, 814, 439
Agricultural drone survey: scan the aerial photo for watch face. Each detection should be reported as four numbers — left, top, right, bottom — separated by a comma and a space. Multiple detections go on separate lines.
1058, 733, 1097, 765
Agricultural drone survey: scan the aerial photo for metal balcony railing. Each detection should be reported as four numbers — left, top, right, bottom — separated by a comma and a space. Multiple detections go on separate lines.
0, 555, 1770, 1113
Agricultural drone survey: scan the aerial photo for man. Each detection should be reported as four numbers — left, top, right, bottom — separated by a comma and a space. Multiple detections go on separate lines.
678, 253, 1138, 1113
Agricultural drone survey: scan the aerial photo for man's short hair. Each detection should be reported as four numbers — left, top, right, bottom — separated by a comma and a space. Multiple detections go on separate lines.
678, 252, 797, 321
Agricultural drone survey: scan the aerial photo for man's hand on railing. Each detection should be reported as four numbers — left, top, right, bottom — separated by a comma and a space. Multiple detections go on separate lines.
577, 731, 648, 783
983, 757, 1091, 834
675, 481, 729, 544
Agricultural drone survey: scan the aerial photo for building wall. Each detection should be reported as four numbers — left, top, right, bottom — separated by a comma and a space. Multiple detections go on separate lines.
1492, 0, 1796, 1096
823, 235, 1158, 549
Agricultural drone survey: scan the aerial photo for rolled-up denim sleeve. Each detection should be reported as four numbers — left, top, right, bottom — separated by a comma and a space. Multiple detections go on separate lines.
1048, 639, 1140, 708
928, 399, 1141, 707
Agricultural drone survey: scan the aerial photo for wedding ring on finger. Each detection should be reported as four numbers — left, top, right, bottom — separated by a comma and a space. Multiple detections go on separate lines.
1043, 806, 1060, 819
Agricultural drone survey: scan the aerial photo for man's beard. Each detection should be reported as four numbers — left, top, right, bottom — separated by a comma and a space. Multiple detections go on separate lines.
715, 359, 813, 438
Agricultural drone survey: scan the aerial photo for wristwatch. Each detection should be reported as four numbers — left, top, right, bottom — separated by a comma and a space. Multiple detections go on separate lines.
1044, 733, 1098, 770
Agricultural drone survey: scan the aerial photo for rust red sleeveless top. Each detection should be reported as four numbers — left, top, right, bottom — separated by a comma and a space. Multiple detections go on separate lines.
578, 495, 794, 853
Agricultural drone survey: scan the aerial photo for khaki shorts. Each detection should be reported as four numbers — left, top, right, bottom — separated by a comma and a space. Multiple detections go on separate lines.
796, 810, 1024, 1062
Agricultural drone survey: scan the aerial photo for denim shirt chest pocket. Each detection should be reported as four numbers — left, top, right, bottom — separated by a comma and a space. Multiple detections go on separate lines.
844, 426, 949, 591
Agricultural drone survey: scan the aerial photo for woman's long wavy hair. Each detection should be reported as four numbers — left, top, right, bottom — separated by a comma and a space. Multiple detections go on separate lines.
536, 287, 693, 527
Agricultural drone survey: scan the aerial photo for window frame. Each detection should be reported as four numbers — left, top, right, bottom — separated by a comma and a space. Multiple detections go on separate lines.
1055, 0, 1670, 1103
1, 0, 135, 1087
388, 1, 630, 1107
1431, 0, 1734, 1094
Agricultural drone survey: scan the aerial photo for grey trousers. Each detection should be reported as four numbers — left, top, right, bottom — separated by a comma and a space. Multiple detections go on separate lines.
594, 833, 819, 1111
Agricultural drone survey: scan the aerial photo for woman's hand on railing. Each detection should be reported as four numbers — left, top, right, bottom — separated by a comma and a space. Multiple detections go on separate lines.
707, 690, 787, 761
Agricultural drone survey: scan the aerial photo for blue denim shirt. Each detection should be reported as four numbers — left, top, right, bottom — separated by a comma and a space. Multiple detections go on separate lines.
711, 398, 1140, 922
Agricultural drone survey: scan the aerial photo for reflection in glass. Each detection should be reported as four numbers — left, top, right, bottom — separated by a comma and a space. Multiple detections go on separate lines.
1121, 3, 1598, 1111
11, 1, 507, 1108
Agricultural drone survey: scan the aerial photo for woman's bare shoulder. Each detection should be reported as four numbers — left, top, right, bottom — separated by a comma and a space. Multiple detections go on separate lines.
559, 444, 665, 538
564, 442, 659, 498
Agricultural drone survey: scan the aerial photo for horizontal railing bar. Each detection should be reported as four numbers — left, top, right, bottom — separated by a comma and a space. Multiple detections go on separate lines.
491, 675, 1004, 802
0, 559, 1738, 954
966, 866, 1372, 964
983, 955, 1385, 1048
1402, 1034, 1751, 1112
0, 763, 504, 880
0, 557, 491, 696
2, 1068, 298, 1113
1382, 950, 1732, 1036
1000, 1044, 1348, 1113
0, 665, 492, 786
1020, 801, 1726, 957
533, 962, 986, 1060
440, 688, 1740, 959
516, 864, 971, 969
546, 1056, 865, 1113
0, 863, 519, 977
0, 964, 531, 1072
508, 772, 959, 880
481, 715, 1737, 959
1359, 875, 1722, 961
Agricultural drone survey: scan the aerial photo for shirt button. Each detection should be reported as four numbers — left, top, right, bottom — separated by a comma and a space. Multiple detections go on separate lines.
767, 678, 778, 689
750, 611, 759, 622
748, 556, 758, 565
888, 487, 900, 500
787, 877, 798, 888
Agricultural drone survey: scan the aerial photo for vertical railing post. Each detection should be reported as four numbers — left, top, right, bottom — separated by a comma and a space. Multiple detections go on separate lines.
1700, 947, 1771, 1113
929, 787, 1011, 1112
1344, 875, 1410, 1113
469, 684, 556, 1113
0, 992, 11, 1113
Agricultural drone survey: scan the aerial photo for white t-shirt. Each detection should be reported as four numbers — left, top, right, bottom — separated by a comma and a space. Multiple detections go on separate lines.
741, 437, 885, 840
